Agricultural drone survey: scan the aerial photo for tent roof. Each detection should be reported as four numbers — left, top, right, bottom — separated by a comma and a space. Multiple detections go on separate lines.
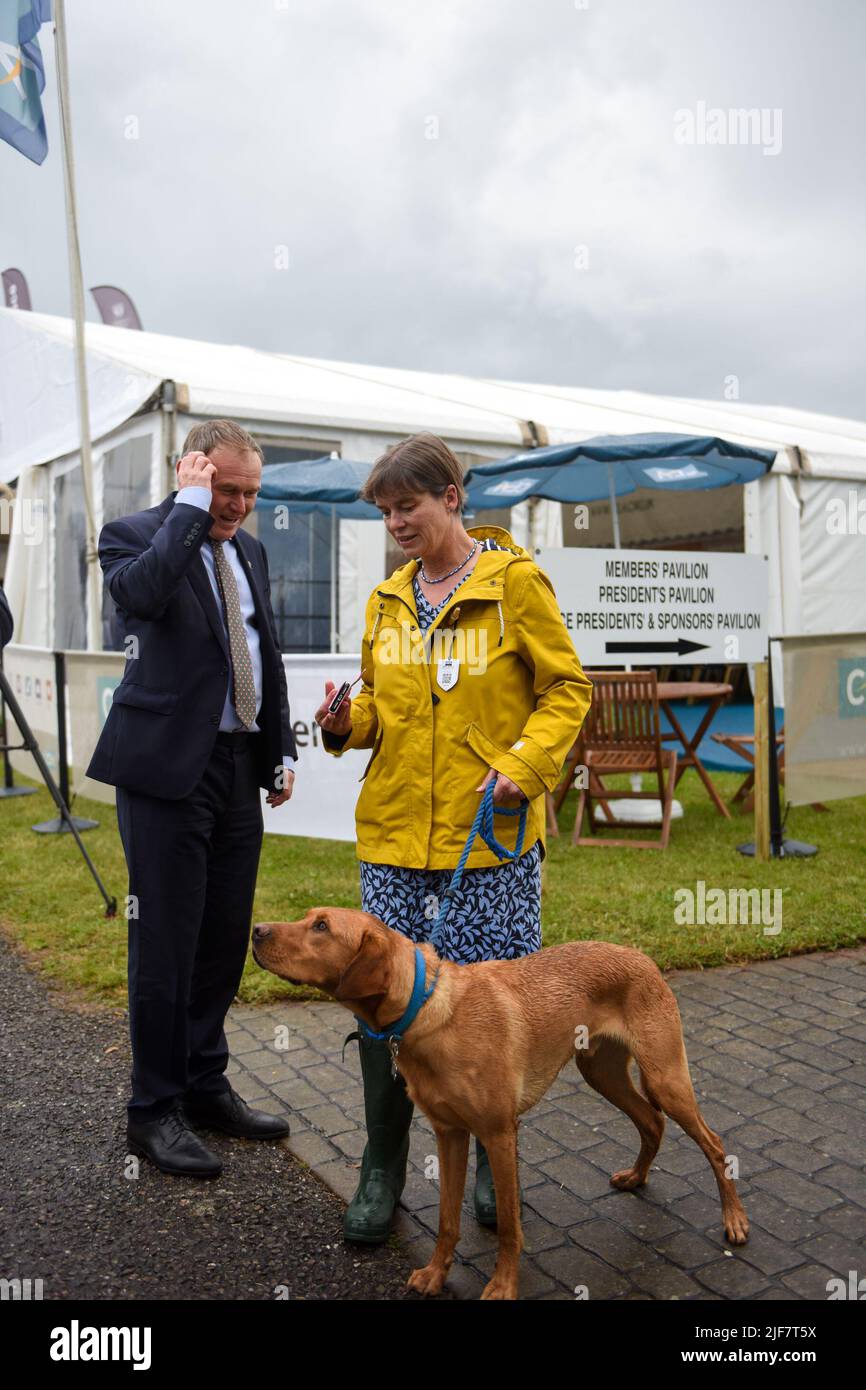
3, 307, 866, 483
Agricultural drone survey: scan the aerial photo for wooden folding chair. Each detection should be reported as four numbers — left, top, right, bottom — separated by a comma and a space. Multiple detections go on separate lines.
572, 671, 678, 850
546, 734, 588, 835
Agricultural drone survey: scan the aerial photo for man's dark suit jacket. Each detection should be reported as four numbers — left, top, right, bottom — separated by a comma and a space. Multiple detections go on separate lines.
0, 586, 12, 649
87, 493, 297, 800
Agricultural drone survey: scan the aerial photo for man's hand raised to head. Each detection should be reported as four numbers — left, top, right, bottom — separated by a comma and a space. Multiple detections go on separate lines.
177, 450, 217, 491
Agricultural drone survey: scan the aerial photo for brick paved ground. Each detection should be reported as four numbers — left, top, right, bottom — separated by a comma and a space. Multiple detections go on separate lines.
229, 947, 866, 1300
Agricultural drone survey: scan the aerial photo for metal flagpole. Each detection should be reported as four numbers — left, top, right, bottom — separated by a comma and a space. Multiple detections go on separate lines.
330, 503, 337, 654
53, 0, 101, 651
606, 461, 622, 549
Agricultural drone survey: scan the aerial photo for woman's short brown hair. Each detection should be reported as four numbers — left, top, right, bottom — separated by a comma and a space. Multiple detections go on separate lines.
361, 433, 466, 510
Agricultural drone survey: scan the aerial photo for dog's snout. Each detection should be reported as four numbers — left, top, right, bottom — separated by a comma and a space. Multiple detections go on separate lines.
253, 923, 271, 942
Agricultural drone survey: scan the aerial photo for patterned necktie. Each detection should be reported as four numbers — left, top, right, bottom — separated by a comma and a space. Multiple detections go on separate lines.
209, 540, 257, 729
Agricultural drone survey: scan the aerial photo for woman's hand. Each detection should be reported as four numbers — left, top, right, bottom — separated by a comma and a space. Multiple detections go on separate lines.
314, 680, 353, 736
475, 766, 527, 805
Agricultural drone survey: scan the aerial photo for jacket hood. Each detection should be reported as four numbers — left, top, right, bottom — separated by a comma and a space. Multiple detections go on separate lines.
379, 524, 532, 596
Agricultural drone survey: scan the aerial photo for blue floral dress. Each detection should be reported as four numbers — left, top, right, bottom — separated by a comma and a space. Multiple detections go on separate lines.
359, 541, 542, 965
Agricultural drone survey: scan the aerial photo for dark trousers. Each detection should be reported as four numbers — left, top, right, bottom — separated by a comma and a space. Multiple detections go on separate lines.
116, 734, 264, 1121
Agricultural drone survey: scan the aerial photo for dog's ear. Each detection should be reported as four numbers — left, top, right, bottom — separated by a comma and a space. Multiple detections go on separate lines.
334, 928, 391, 1002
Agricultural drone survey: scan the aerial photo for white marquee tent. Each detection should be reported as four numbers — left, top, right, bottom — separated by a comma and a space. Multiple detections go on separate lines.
2, 307, 865, 676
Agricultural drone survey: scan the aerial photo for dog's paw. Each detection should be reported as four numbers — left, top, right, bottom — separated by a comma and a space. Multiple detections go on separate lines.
480, 1275, 518, 1300
407, 1263, 447, 1296
724, 1207, 750, 1245
609, 1166, 647, 1191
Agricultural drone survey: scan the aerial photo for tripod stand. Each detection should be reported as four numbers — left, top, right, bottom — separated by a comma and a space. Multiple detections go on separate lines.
0, 660, 36, 800
0, 665, 117, 917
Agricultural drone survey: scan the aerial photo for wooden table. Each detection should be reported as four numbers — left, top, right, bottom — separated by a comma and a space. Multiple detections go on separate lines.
657, 681, 733, 818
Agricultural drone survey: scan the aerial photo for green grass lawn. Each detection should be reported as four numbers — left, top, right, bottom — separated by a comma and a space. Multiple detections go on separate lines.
0, 769, 864, 1011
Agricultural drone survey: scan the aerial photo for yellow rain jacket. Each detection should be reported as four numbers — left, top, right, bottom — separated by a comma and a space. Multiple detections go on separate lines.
323, 525, 593, 869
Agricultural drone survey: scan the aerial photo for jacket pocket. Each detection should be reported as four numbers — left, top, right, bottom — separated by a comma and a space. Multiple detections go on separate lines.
112, 682, 180, 715
358, 726, 384, 782
463, 721, 510, 768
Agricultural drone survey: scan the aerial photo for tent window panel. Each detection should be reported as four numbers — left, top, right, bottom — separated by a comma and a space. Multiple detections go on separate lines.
256, 449, 336, 654
54, 467, 87, 650
259, 506, 333, 653
102, 437, 152, 524
102, 437, 153, 650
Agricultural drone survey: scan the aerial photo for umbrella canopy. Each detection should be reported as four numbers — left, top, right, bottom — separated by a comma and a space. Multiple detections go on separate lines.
464, 432, 777, 508
257, 456, 380, 518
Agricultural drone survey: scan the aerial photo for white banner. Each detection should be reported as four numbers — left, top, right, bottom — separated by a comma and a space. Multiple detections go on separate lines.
782, 633, 866, 806
65, 650, 126, 804
266, 653, 367, 841
536, 546, 770, 666
68, 651, 370, 838
5, 646, 368, 841
2, 644, 60, 780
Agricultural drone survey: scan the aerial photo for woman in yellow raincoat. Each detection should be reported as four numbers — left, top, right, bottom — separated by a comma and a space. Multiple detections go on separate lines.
315, 433, 592, 1243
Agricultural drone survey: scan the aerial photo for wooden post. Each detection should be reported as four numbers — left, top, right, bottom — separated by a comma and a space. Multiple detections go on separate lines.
753, 662, 770, 862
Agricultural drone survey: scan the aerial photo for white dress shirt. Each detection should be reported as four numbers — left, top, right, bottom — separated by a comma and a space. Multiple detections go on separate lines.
177, 486, 296, 769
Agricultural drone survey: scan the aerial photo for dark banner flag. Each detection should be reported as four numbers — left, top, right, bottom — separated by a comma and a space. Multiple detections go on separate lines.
90, 284, 143, 330
2, 267, 32, 309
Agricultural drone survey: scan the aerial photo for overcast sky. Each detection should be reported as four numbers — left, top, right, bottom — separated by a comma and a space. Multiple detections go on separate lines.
3, 0, 864, 419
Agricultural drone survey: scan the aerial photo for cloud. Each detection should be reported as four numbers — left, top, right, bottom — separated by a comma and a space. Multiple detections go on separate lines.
1, 0, 863, 417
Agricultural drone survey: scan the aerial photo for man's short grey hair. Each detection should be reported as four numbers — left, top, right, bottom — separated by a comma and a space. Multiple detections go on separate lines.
180, 419, 264, 462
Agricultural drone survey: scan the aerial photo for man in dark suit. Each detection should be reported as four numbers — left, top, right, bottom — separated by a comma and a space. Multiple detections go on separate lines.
88, 420, 297, 1177
0, 584, 13, 649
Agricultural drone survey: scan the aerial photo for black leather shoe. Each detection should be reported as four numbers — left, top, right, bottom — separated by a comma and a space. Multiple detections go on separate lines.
127, 1102, 222, 1178
184, 1086, 290, 1140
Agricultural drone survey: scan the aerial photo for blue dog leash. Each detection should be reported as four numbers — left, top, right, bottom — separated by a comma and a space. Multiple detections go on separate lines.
428, 780, 528, 951
347, 782, 529, 1072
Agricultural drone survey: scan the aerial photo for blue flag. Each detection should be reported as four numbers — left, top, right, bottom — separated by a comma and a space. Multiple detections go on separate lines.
0, 0, 52, 164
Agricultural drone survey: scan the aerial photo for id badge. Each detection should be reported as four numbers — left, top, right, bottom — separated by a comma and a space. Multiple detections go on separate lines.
436, 658, 460, 691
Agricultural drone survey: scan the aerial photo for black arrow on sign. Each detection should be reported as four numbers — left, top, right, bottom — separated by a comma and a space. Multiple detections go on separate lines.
604, 639, 710, 657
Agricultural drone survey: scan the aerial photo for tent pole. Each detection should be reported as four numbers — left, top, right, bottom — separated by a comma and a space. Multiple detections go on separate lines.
53, 0, 100, 651
160, 380, 177, 500
606, 462, 621, 549
330, 504, 337, 654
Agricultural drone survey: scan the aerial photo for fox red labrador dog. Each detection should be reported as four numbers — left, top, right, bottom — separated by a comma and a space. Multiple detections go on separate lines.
253, 907, 749, 1300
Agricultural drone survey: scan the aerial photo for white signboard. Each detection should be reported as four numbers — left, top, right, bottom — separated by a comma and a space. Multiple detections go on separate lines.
265, 653, 369, 841
65, 650, 125, 804
2, 644, 60, 778
7, 646, 368, 842
782, 633, 866, 805
536, 547, 769, 666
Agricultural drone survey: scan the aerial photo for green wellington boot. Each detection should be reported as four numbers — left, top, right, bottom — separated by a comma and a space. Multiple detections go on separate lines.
343, 1031, 414, 1244
473, 1138, 498, 1228
474, 1139, 523, 1229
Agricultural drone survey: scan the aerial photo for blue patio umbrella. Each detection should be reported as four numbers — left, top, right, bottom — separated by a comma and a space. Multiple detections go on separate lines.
257, 456, 379, 518
464, 432, 777, 546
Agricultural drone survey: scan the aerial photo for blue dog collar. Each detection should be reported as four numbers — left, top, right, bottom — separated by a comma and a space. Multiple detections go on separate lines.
355, 946, 439, 1043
